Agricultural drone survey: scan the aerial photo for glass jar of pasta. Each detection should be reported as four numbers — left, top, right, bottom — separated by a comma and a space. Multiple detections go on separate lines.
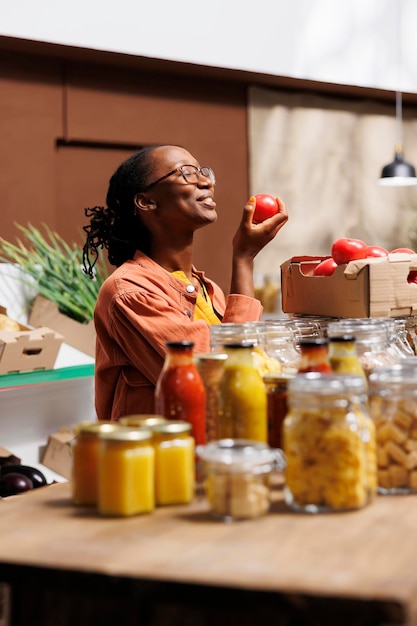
283, 373, 377, 513
369, 363, 417, 494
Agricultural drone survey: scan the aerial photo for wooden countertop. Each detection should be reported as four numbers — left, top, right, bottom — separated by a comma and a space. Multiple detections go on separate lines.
0, 480, 415, 624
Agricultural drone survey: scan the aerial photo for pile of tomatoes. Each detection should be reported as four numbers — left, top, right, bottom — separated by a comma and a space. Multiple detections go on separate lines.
313, 238, 416, 281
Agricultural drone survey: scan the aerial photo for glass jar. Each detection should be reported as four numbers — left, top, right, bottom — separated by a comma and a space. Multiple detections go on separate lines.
217, 341, 267, 443
195, 352, 228, 442
151, 421, 195, 505
119, 415, 167, 429
98, 427, 154, 516
71, 422, 122, 506
327, 319, 398, 378
283, 373, 377, 513
405, 315, 417, 354
259, 322, 300, 375
369, 363, 417, 494
155, 341, 206, 447
196, 439, 281, 521
210, 322, 281, 376
328, 335, 367, 378
389, 317, 415, 359
263, 372, 294, 449
297, 338, 333, 373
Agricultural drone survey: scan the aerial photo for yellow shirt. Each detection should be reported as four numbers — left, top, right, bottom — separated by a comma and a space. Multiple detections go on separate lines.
172, 271, 221, 325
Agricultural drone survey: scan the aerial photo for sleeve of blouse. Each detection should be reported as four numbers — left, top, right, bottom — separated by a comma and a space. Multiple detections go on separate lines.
107, 290, 212, 382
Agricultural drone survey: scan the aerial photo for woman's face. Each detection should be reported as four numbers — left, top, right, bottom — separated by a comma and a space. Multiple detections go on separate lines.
136, 145, 217, 231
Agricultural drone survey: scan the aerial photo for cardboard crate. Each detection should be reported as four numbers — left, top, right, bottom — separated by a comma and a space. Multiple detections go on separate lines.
29, 295, 96, 358
41, 429, 75, 479
281, 253, 417, 318
0, 306, 63, 374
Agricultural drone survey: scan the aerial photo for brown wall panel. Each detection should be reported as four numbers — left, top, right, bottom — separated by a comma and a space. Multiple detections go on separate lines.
0, 54, 63, 238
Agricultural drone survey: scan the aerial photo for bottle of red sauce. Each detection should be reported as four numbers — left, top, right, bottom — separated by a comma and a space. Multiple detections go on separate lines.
297, 338, 333, 374
155, 341, 206, 447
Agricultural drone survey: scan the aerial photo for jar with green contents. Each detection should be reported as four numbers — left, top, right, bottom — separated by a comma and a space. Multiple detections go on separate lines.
283, 372, 377, 513
217, 341, 267, 443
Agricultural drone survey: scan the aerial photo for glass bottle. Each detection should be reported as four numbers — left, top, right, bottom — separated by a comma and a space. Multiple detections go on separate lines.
328, 334, 367, 378
369, 362, 417, 494
98, 427, 155, 516
263, 372, 294, 449
155, 341, 206, 447
195, 352, 228, 442
217, 341, 267, 443
151, 421, 195, 505
71, 421, 122, 506
297, 338, 333, 373
283, 372, 377, 513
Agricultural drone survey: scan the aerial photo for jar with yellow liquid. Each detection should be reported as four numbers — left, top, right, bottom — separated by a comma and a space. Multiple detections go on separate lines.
71, 422, 122, 506
98, 428, 155, 516
151, 421, 195, 505
217, 341, 267, 443
119, 414, 167, 429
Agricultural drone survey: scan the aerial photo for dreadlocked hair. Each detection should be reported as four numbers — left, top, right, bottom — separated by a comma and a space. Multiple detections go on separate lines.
82, 145, 162, 278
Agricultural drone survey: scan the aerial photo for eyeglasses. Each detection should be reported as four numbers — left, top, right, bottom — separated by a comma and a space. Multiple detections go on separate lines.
143, 164, 216, 191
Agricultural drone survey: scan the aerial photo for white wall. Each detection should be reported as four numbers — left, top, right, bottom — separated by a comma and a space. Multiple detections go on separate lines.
2, 0, 417, 94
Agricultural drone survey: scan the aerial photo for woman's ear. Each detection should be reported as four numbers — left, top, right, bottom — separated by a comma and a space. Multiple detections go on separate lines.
134, 193, 156, 212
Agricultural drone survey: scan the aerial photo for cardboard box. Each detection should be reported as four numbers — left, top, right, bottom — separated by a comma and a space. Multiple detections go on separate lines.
0, 306, 64, 375
0, 447, 21, 467
41, 429, 75, 480
29, 295, 96, 358
281, 253, 417, 318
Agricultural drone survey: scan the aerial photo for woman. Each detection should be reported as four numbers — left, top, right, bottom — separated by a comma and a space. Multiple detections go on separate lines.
83, 144, 288, 421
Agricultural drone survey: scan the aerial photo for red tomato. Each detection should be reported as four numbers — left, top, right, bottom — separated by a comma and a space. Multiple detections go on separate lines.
331, 238, 367, 265
365, 245, 388, 258
407, 270, 417, 284
313, 258, 338, 276
252, 194, 279, 223
391, 247, 415, 254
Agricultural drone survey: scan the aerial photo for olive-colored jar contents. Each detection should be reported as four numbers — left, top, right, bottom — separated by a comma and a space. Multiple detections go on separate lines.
71, 422, 122, 506
369, 363, 417, 494
327, 319, 398, 378
328, 335, 367, 379
297, 338, 333, 373
284, 373, 377, 513
217, 341, 267, 443
263, 372, 294, 449
197, 439, 280, 521
98, 428, 154, 516
195, 353, 228, 442
151, 421, 195, 505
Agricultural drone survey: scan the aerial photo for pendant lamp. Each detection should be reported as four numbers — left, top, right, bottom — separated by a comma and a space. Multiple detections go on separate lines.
378, 93, 417, 186
378, 1, 417, 187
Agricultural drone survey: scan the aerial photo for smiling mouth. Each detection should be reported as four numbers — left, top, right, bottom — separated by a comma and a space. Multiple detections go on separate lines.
198, 194, 216, 207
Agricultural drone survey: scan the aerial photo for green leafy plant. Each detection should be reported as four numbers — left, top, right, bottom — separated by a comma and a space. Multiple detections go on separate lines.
0, 223, 108, 324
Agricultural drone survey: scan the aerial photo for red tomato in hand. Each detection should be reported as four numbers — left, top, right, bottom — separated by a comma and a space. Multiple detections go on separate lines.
252, 194, 279, 223
391, 247, 415, 254
365, 245, 388, 258
331, 238, 367, 265
313, 258, 338, 276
